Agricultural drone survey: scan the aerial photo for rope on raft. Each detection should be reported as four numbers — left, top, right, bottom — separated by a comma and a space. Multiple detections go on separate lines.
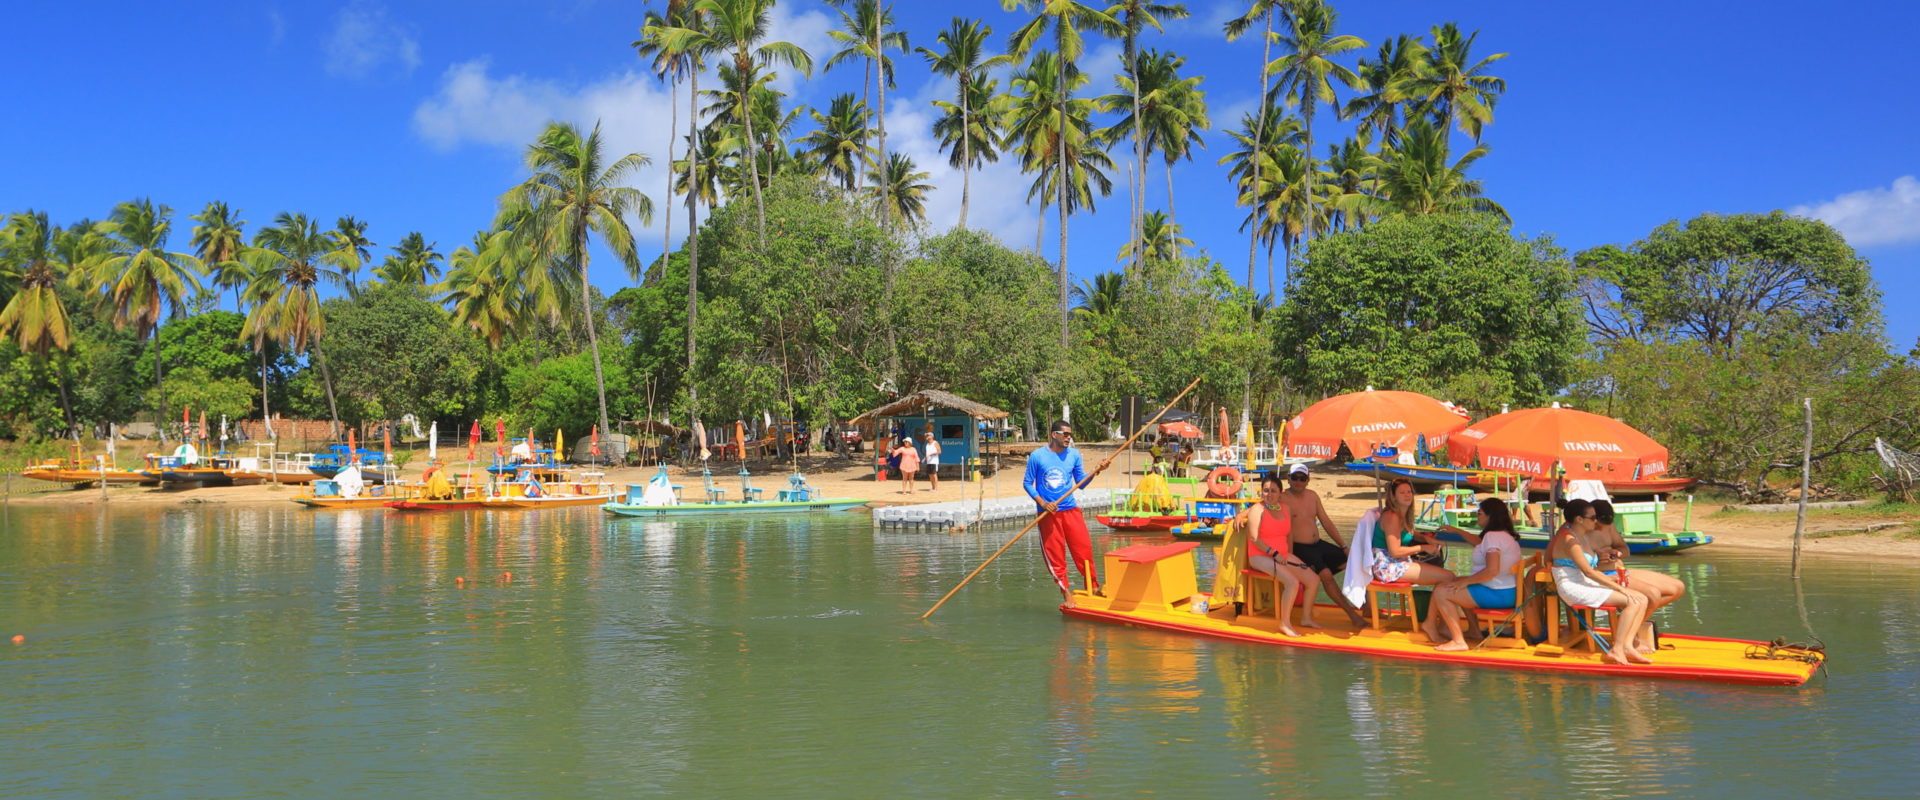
1745, 636, 1829, 676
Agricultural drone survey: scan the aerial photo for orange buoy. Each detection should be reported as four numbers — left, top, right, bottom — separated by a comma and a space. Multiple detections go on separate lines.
1204, 466, 1244, 499
500, 572, 512, 583
10, 634, 23, 645
455, 576, 466, 587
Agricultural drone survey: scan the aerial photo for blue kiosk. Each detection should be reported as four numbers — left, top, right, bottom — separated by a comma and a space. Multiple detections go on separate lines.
851, 390, 1011, 478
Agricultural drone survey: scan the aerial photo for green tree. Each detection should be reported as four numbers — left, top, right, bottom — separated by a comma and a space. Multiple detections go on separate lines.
1362, 118, 1505, 222
242, 211, 352, 436
1574, 211, 1876, 354
0, 211, 80, 433
1098, 49, 1208, 224
1107, 1, 1189, 267
330, 215, 376, 297
1003, 0, 1121, 350
918, 16, 1012, 229
824, 0, 907, 225
1274, 213, 1582, 408
633, 2, 697, 264
322, 284, 487, 423
639, 3, 714, 423
686, 0, 814, 247
497, 121, 654, 439
189, 202, 248, 307
375, 231, 444, 287
1223, 0, 1287, 296
1115, 209, 1192, 264
868, 152, 933, 226
796, 93, 875, 190
95, 198, 204, 437
1263, 0, 1365, 246
144, 311, 257, 425
1388, 22, 1506, 152
1343, 33, 1426, 149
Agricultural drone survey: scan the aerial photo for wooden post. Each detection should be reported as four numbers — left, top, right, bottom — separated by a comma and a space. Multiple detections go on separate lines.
1792, 397, 1812, 578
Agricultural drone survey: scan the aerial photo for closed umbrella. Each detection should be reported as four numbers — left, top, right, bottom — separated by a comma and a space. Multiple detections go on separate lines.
347, 428, 358, 465
428, 421, 438, 460
466, 420, 480, 460
590, 425, 601, 457
1283, 388, 1470, 461
693, 420, 709, 462
735, 421, 747, 462
1449, 405, 1671, 480
495, 418, 507, 456
555, 428, 564, 463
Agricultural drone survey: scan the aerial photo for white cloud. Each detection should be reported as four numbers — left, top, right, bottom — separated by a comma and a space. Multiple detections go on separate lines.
1791, 176, 1920, 248
412, 59, 691, 243
763, 2, 837, 99
325, 1, 421, 79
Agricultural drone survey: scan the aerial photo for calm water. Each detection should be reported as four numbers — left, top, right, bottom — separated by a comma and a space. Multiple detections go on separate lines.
2, 502, 1915, 798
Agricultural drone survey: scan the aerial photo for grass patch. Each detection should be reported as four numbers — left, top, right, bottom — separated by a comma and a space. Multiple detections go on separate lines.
1711, 500, 1920, 520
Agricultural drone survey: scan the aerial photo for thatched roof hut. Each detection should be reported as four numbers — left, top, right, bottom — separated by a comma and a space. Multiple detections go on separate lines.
849, 389, 1011, 424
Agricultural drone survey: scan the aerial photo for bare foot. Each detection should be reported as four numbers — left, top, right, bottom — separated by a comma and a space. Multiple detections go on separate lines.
1433, 640, 1470, 652
1624, 649, 1654, 665
1346, 613, 1368, 628
1278, 626, 1301, 638
1062, 596, 1078, 609
1298, 616, 1322, 629
1602, 651, 1635, 666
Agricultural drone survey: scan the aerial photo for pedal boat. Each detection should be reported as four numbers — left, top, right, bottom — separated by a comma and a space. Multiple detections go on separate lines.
21, 461, 155, 486
1414, 490, 1711, 555
1061, 541, 1820, 686
601, 496, 869, 517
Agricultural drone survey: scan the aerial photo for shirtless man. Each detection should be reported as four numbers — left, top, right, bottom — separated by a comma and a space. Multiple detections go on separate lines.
1276, 462, 1369, 627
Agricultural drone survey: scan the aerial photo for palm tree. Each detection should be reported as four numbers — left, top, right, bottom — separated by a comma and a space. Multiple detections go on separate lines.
683, 0, 813, 248
1319, 132, 1377, 232
498, 121, 654, 439
1003, 0, 1120, 349
1219, 104, 1303, 293
868, 152, 933, 226
641, 5, 715, 425
1251, 142, 1317, 289
796, 93, 875, 191
824, 0, 908, 226
1108, 1, 1189, 272
95, 198, 203, 438
1365, 118, 1507, 221
330, 216, 375, 297
919, 17, 1011, 230
1343, 34, 1426, 149
1070, 270, 1125, 317
1389, 22, 1506, 154
930, 75, 1012, 227
1224, 0, 1288, 295
0, 211, 80, 433
243, 211, 352, 437
700, 61, 801, 196
1116, 210, 1192, 264
442, 229, 521, 350
1263, 0, 1365, 246
189, 201, 248, 307
634, 2, 696, 269
376, 232, 444, 287
1097, 49, 1208, 226
1009, 52, 1115, 255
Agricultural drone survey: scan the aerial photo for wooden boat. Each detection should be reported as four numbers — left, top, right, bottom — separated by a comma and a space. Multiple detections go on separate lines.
141, 447, 243, 486
487, 465, 619, 508
1097, 476, 1202, 531
1345, 460, 1492, 488
224, 449, 319, 484
307, 445, 392, 482
20, 460, 155, 486
601, 472, 865, 518
1460, 474, 1699, 498
1063, 541, 1820, 686
292, 472, 408, 509
1413, 489, 1711, 555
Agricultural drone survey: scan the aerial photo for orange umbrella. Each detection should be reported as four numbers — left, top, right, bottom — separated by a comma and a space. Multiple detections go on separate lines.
1218, 407, 1231, 445
383, 426, 392, 462
495, 418, 507, 455
198, 411, 207, 442
467, 420, 481, 460
1283, 388, 1470, 461
1449, 405, 1670, 480
589, 425, 601, 457
1159, 421, 1203, 439
734, 421, 747, 462
347, 428, 358, 465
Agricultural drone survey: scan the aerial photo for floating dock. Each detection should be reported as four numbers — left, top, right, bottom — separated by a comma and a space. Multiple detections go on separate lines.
872, 489, 1117, 529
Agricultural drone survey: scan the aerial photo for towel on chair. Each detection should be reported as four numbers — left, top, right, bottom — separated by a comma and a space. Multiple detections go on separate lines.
1343, 507, 1382, 607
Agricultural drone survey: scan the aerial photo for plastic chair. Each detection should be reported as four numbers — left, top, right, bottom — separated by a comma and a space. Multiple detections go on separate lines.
1467, 553, 1537, 649
1368, 580, 1421, 636
702, 469, 728, 504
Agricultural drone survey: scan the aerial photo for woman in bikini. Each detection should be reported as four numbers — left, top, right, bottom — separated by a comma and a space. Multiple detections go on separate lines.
1591, 499, 1684, 652
1424, 497, 1526, 651
1548, 499, 1653, 666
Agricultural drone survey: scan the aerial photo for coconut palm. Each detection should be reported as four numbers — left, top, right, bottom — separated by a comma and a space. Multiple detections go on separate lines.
1319, 132, 1377, 232
918, 17, 1012, 229
1224, 0, 1288, 295
189, 201, 248, 307
1097, 49, 1208, 225
796, 93, 875, 191
330, 216, 375, 298
700, 61, 801, 194
1263, 0, 1365, 245
1389, 22, 1506, 152
442, 230, 521, 350
1250, 142, 1318, 290
1364, 118, 1507, 222
242, 211, 352, 437
1116, 210, 1192, 264
867, 152, 933, 226
376, 232, 443, 287
0, 211, 80, 433
1010, 52, 1115, 256
95, 198, 204, 438
634, 2, 696, 266
1343, 34, 1426, 149
640, 4, 716, 424
676, 0, 812, 248
824, 0, 907, 225
1003, 0, 1120, 349
497, 121, 654, 439
1070, 270, 1125, 317
1220, 104, 1303, 294
1107, 1, 1189, 271
929, 75, 1012, 225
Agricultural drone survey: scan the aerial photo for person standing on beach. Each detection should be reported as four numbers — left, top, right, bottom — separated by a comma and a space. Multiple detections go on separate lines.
922, 431, 942, 492
1024, 420, 1101, 607
892, 438, 921, 494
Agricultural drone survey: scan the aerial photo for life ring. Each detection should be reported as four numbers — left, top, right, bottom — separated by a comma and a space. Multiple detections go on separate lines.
1204, 466, 1244, 498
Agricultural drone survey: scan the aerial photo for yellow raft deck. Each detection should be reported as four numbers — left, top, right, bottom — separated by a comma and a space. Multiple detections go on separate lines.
1061, 542, 1822, 687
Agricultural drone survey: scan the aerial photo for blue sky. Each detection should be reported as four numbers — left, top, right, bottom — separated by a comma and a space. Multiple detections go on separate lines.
7, 0, 1918, 348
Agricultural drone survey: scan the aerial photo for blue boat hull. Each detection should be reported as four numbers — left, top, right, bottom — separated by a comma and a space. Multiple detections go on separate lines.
602, 498, 868, 517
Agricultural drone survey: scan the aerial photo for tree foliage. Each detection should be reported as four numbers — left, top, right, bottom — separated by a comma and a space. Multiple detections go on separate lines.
1274, 213, 1582, 410
318, 284, 487, 423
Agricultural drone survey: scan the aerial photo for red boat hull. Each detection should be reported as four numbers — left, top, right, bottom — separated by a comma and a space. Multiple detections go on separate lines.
1094, 514, 1188, 531
385, 500, 489, 511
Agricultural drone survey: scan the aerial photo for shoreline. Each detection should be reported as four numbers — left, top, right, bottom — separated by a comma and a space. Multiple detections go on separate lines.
8, 444, 1916, 558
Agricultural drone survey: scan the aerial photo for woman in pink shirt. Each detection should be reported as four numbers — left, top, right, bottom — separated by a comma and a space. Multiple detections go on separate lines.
892, 438, 921, 493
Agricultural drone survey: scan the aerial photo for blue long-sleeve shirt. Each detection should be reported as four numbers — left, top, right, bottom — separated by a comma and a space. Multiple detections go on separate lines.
1024, 446, 1087, 512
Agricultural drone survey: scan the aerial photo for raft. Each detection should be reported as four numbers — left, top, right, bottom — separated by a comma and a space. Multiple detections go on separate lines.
601, 497, 868, 517
1062, 541, 1821, 687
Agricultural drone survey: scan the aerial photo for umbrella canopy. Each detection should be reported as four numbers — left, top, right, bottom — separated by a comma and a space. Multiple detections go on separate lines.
590, 425, 601, 456
429, 421, 438, 459
1283, 388, 1470, 461
347, 428, 357, 464
1218, 408, 1231, 445
495, 418, 507, 456
1159, 421, 1203, 439
466, 420, 481, 460
1155, 408, 1198, 423
1449, 405, 1670, 480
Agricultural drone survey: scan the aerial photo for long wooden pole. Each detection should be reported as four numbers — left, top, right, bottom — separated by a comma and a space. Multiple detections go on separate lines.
1792, 397, 1812, 578
921, 377, 1204, 620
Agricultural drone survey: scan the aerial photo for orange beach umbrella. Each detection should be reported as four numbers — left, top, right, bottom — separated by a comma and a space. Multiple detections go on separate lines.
590, 425, 601, 457
1159, 421, 1203, 439
1449, 405, 1670, 480
347, 428, 358, 464
467, 420, 481, 460
1283, 388, 1470, 461
495, 418, 507, 456
383, 426, 392, 462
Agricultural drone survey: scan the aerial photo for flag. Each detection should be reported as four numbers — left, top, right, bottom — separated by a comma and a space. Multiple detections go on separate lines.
555, 428, 564, 461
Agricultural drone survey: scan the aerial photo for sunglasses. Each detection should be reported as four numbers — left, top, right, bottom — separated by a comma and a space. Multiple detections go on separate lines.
1288, 474, 1308, 480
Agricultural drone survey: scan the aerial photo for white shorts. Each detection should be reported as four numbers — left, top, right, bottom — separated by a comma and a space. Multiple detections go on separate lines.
1552, 566, 1618, 608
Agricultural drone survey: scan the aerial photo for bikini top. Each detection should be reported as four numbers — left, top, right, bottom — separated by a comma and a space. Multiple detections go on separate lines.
1551, 553, 1599, 568
1371, 518, 1415, 550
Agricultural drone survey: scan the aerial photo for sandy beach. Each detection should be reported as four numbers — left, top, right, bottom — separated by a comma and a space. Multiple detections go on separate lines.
8, 443, 1915, 558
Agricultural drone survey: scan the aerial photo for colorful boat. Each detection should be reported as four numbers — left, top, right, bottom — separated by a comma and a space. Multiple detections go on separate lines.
292, 467, 408, 508
20, 460, 155, 486
1462, 474, 1699, 498
307, 445, 392, 482
1096, 474, 1200, 531
1345, 459, 1493, 488
225, 448, 320, 484
1413, 488, 1711, 554
141, 446, 243, 486
601, 469, 865, 518
488, 465, 619, 508
1062, 541, 1820, 686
